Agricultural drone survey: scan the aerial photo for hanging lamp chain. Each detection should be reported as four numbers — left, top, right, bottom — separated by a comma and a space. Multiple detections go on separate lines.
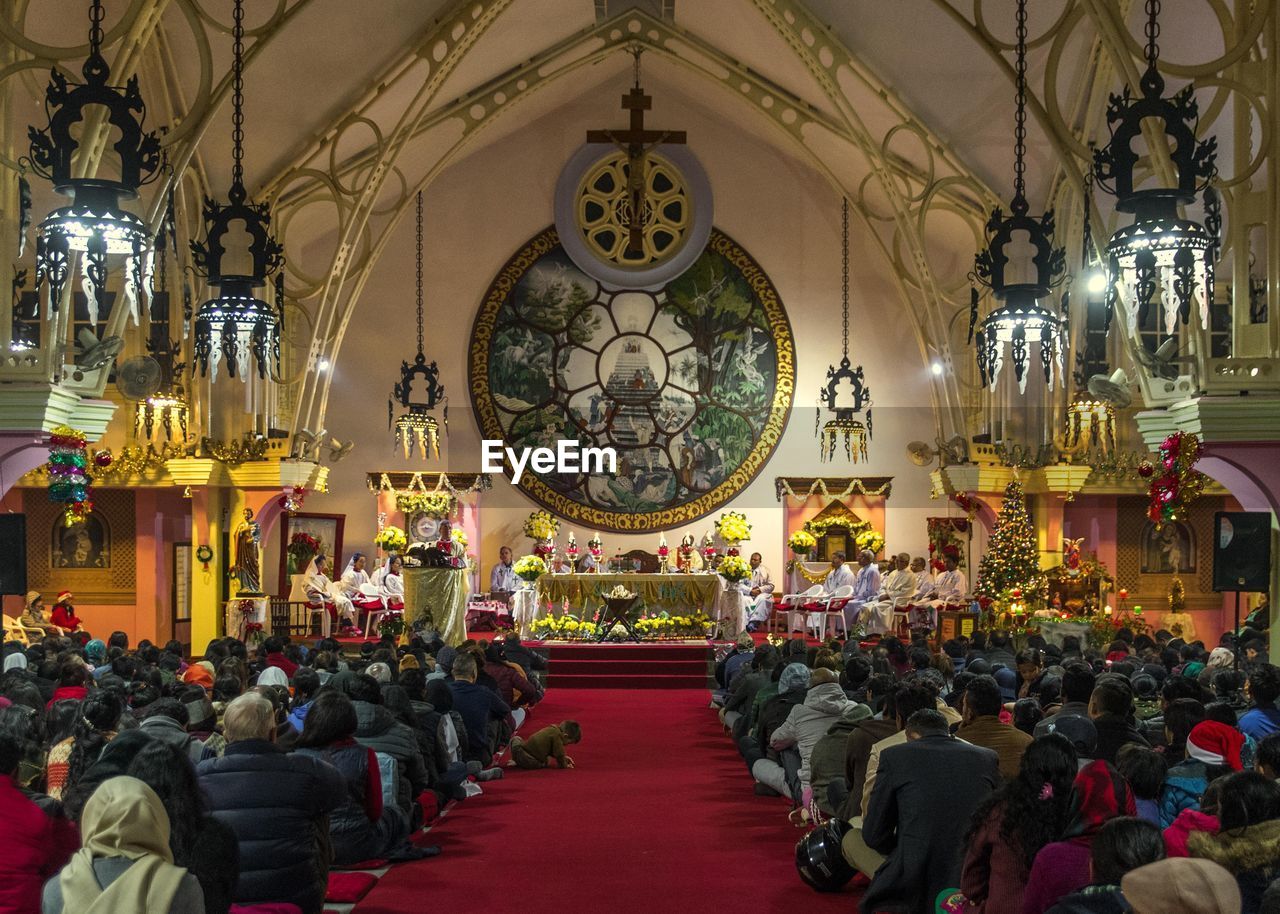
1011, 0, 1028, 210
841, 196, 850, 359
415, 190, 424, 358
1144, 0, 1161, 70
230, 0, 246, 192
88, 0, 105, 57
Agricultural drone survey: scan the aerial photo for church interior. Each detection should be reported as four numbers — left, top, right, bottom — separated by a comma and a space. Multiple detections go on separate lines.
1, 1, 1278, 912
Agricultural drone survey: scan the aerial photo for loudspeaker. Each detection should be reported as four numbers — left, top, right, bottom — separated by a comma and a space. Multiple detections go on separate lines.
1214, 511, 1272, 592
0, 514, 27, 596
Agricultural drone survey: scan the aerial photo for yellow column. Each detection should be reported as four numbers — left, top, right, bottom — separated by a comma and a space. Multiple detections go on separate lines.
189, 485, 228, 651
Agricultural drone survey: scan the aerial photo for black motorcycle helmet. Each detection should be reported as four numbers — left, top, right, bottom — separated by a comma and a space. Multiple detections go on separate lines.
794, 818, 854, 892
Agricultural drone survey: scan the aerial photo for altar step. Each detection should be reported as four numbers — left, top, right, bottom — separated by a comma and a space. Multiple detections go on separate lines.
546, 643, 713, 689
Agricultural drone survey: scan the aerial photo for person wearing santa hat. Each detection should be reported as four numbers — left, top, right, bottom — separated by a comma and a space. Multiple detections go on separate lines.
1160, 719, 1244, 828
49, 591, 82, 632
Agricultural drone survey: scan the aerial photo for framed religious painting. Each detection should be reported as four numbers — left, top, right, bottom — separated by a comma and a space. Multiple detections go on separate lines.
278, 513, 345, 588
469, 226, 794, 532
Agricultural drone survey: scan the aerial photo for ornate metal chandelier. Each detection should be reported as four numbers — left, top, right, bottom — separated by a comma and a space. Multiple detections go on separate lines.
816, 198, 872, 463
135, 194, 188, 443
969, 0, 1067, 394
24, 0, 164, 328
1093, 0, 1220, 341
389, 191, 447, 459
191, 0, 284, 382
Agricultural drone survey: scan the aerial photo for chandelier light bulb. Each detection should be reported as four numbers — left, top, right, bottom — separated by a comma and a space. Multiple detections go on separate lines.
1087, 271, 1108, 295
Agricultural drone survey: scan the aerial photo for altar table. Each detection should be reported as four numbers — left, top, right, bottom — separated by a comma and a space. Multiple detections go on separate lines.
403, 567, 470, 646
537, 572, 725, 619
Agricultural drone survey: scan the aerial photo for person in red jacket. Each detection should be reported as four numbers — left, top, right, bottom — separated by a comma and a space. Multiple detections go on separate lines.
49, 591, 82, 632
0, 732, 80, 914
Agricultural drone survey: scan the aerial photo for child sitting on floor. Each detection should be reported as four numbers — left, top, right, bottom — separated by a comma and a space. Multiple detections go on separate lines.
507, 720, 582, 770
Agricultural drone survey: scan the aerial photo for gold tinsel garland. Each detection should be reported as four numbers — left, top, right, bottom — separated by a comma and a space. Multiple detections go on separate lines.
786, 560, 835, 583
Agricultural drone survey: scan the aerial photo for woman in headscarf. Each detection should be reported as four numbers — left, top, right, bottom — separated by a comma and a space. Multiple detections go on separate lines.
20, 591, 63, 637
43, 775, 204, 914
303, 555, 357, 634
373, 555, 405, 612
1020, 759, 1136, 914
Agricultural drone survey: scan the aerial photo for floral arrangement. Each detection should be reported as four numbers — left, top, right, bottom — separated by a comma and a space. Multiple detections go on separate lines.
657, 533, 669, 560
715, 511, 752, 544
288, 531, 322, 565
513, 554, 547, 582
607, 585, 636, 600
378, 614, 406, 639
396, 490, 455, 518
634, 611, 713, 640
450, 527, 468, 551
374, 526, 407, 553
523, 510, 560, 541
787, 529, 817, 556
530, 613, 599, 640
718, 554, 752, 583
47, 425, 101, 525
804, 514, 871, 539
854, 529, 885, 556
1144, 431, 1206, 528
1047, 556, 1113, 583
243, 620, 264, 645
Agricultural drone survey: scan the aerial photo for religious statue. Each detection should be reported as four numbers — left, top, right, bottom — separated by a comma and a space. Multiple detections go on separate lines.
230, 507, 263, 595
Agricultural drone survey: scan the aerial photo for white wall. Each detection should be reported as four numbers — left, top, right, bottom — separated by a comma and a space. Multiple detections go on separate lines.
278, 72, 944, 590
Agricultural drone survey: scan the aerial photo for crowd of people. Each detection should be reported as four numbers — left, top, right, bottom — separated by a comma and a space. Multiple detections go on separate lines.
712, 625, 1280, 913
0, 626, 579, 914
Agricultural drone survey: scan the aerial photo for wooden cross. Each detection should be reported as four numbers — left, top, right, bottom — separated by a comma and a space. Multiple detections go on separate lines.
586, 56, 686, 255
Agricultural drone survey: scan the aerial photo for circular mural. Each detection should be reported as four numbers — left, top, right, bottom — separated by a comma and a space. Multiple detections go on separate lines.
469, 226, 794, 532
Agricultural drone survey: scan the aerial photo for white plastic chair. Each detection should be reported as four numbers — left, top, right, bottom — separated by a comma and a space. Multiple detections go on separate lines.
777, 584, 824, 633
289, 573, 330, 638
812, 584, 853, 638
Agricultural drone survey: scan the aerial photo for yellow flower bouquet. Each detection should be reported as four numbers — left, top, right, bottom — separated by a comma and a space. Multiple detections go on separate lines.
788, 529, 817, 556
523, 510, 560, 541
855, 529, 885, 556
718, 554, 752, 583
513, 554, 547, 582
374, 526, 407, 553
715, 510, 752, 544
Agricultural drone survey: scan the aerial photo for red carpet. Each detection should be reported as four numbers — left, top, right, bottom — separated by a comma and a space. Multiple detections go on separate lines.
548, 643, 711, 688
352, 689, 858, 913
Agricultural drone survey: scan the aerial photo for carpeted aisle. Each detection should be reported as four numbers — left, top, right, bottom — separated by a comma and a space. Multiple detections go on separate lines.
352, 688, 858, 913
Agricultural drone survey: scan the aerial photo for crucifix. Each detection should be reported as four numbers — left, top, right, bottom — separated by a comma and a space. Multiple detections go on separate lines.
586, 47, 686, 255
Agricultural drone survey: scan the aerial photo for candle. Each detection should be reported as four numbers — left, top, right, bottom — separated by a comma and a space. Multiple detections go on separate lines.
1104, 605, 1114, 616
1118, 588, 1128, 600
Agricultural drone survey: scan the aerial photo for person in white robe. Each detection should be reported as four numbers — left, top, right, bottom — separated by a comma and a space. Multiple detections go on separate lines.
744, 552, 776, 629
862, 553, 915, 635
304, 554, 357, 630
841, 550, 882, 628
489, 546, 520, 601
343, 553, 381, 615
921, 555, 969, 614
372, 554, 405, 610
907, 556, 938, 628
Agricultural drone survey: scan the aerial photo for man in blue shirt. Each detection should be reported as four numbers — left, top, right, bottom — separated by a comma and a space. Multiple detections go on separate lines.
448, 651, 511, 765
1240, 663, 1280, 741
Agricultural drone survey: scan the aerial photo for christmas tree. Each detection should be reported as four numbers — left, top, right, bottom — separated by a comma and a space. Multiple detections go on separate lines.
976, 480, 1044, 598
1168, 577, 1186, 613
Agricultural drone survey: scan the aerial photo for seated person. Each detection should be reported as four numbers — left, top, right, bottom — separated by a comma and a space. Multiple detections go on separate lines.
371, 554, 405, 611
49, 591, 82, 633
743, 553, 776, 631
343, 553, 381, 611
798, 551, 858, 633
448, 652, 511, 766
863, 553, 915, 635
507, 720, 582, 770
488, 546, 519, 603
20, 591, 63, 637
303, 555, 357, 632
920, 555, 968, 611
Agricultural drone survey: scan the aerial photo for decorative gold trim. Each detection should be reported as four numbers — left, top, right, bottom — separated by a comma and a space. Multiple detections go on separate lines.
469, 226, 795, 532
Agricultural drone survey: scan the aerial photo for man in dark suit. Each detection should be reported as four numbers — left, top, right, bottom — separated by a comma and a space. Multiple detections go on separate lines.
857, 709, 1001, 914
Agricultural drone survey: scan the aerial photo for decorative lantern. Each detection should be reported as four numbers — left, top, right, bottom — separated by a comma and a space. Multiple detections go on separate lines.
191, 0, 284, 381
24, 0, 164, 328
817, 198, 872, 462
1064, 397, 1116, 453
389, 191, 448, 459
1093, 0, 1220, 342
969, 0, 1067, 394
